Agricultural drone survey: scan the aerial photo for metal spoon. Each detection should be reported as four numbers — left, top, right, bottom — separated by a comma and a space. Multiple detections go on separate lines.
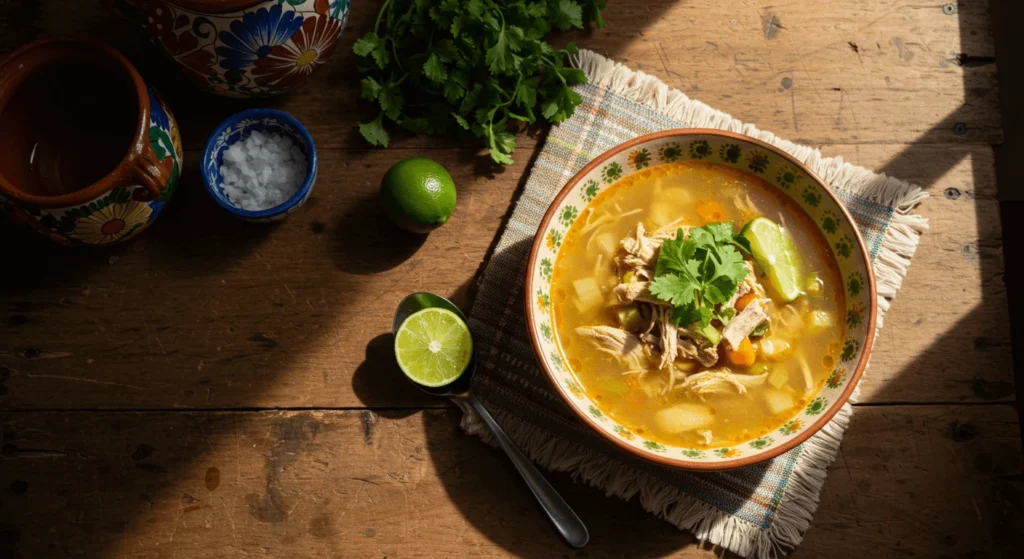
393, 292, 589, 548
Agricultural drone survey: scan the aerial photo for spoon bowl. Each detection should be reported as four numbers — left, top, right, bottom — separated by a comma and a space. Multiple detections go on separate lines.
393, 292, 589, 548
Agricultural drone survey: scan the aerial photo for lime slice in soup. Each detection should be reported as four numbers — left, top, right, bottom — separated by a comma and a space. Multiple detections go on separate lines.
394, 307, 473, 387
741, 217, 802, 302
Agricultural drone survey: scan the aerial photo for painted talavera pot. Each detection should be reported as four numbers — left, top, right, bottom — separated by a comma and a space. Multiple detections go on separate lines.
113, 0, 350, 98
0, 37, 182, 246
525, 129, 877, 470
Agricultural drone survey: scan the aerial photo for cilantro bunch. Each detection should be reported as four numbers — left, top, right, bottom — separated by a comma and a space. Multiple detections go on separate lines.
353, 0, 608, 164
648, 223, 752, 345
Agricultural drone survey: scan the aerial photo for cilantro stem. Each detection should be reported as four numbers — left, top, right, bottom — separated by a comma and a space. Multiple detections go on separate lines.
374, 0, 393, 33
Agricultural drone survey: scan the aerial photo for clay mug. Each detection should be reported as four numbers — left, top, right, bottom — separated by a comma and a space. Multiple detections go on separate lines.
0, 36, 183, 245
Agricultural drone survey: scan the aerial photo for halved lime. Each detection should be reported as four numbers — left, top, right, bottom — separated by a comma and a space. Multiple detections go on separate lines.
394, 307, 473, 387
741, 217, 802, 302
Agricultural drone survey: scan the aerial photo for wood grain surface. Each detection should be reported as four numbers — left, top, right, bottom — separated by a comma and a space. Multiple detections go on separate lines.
0, 0, 1017, 557
0, 406, 1020, 558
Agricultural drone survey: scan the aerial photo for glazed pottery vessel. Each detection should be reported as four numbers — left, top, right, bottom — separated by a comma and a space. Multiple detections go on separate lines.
525, 129, 877, 470
201, 108, 317, 222
0, 37, 182, 246
114, 0, 350, 98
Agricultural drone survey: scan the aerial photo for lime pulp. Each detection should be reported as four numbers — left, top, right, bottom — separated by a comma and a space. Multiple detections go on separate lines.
741, 217, 803, 302
394, 307, 473, 387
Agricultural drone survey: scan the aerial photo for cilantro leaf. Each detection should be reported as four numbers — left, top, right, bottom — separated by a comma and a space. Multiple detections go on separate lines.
359, 113, 390, 147
423, 53, 447, 83
353, 32, 380, 57
553, 0, 584, 30
649, 274, 699, 307
360, 76, 383, 101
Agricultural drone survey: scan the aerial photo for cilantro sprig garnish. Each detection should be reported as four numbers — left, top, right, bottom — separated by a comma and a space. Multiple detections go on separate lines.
648, 222, 752, 345
353, 0, 608, 164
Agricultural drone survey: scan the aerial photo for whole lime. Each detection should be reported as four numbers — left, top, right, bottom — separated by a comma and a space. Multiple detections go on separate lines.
380, 157, 456, 234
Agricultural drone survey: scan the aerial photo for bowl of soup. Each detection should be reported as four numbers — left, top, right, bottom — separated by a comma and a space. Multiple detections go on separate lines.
525, 129, 876, 470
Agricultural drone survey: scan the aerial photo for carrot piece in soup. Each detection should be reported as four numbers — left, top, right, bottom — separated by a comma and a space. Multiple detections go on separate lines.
696, 200, 726, 224
724, 338, 756, 368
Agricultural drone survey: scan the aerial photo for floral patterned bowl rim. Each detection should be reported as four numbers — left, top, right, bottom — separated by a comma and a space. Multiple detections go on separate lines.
524, 129, 877, 471
0, 36, 157, 208
201, 108, 318, 220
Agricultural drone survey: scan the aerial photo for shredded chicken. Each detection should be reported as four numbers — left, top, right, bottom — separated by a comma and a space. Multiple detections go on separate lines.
613, 281, 668, 306
722, 299, 769, 351
678, 328, 720, 367
575, 326, 649, 371
696, 429, 713, 445
677, 370, 769, 396
657, 307, 678, 370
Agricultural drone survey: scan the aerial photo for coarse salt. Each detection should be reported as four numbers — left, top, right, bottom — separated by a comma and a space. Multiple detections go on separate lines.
218, 129, 308, 211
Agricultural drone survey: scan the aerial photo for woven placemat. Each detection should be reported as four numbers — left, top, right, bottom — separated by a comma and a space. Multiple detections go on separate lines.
456, 50, 927, 558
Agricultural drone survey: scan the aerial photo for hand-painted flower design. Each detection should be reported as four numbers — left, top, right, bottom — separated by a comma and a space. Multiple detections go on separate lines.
540, 323, 553, 342
826, 368, 847, 389
749, 437, 774, 449
549, 351, 564, 371
840, 339, 860, 362
73, 200, 153, 244
601, 161, 623, 184
581, 179, 600, 202
681, 449, 705, 459
659, 142, 682, 162
147, 87, 171, 132
627, 148, 651, 170
846, 302, 864, 329
216, 4, 304, 70
847, 271, 865, 297
747, 150, 769, 173
834, 236, 853, 259
820, 209, 839, 235
558, 205, 578, 228
142, 3, 217, 84
805, 396, 828, 415
714, 447, 740, 458
540, 258, 553, 282
546, 229, 563, 250
688, 139, 711, 159
588, 405, 604, 420
775, 165, 800, 189
643, 441, 667, 452
253, 14, 342, 87
329, 0, 351, 19
536, 288, 550, 310
779, 419, 804, 435
612, 425, 635, 440
719, 143, 742, 163
565, 379, 583, 397
802, 185, 822, 207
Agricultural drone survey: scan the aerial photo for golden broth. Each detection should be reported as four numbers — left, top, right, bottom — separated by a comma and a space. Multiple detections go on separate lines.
552, 162, 845, 448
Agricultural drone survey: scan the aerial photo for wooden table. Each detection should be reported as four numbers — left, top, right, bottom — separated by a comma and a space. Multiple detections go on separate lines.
1, 1, 1020, 557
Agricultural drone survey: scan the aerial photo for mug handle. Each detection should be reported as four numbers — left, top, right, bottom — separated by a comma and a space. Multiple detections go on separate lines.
129, 147, 167, 199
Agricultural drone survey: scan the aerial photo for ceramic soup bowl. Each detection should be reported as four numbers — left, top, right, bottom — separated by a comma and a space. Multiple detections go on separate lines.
113, 0, 350, 98
525, 129, 877, 470
0, 37, 182, 246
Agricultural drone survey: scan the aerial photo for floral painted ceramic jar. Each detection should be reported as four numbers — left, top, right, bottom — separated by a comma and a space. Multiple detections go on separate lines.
0, 37, 182, 246
114, 0, 350, 97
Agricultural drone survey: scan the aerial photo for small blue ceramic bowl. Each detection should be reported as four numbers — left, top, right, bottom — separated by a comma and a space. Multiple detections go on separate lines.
201, 108, 317, 222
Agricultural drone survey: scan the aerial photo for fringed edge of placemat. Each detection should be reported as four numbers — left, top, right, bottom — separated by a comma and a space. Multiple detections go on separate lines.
458, 49, 928, 558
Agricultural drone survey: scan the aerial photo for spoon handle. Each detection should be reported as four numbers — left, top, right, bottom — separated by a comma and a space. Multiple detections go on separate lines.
467, 393, 589, 548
